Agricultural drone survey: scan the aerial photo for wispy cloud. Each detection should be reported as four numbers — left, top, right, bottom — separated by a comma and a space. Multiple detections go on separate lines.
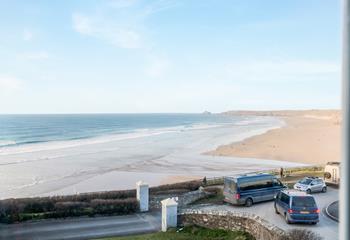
72, 13, 142, 49
18, 51, 49, 60
72, 0, 178, 49
225, 59, 340, 82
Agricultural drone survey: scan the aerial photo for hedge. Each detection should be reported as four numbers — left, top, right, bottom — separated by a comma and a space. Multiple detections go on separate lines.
0, 179, 201, 223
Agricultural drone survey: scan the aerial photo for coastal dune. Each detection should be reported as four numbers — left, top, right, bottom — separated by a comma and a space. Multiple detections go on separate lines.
207, 110, 341, 165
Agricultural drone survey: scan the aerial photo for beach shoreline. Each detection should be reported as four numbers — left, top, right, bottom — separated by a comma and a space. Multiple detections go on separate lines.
1, 111, 331, 199
206, 110, 341, 165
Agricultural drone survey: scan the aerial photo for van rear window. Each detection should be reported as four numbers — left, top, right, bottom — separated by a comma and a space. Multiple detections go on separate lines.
224, 178, 237, 192
292, 197, 316, 207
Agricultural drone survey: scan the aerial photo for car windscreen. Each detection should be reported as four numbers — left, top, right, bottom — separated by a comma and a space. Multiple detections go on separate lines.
298, 178, 312, 185
291, 197, 316, 207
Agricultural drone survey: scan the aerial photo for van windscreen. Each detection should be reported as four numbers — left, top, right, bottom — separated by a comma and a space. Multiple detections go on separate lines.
292, 197, 316, 207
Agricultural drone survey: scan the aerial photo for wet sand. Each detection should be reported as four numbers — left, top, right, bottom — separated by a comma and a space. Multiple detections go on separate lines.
207, 110, 341, 165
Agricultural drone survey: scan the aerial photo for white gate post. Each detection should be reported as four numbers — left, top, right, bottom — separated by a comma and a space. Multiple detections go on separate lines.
161, 197, 178, 232
136, 181, 149, 212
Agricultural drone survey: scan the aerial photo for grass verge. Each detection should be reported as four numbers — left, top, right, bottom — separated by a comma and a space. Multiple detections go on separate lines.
98, 225, 254, 240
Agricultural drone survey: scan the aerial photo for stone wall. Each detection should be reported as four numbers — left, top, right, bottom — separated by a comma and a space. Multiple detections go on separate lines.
150, 188, 210, 209
178, 209, 287, 240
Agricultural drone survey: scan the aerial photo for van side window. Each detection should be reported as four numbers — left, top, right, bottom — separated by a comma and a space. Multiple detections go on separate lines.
280, 193, 290, 205
239, 177, 273, 191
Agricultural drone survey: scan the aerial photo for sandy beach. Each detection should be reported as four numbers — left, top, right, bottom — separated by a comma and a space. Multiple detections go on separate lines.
2, 110, 338, 199
207, 110, 341, 165
0, 115, 309, 199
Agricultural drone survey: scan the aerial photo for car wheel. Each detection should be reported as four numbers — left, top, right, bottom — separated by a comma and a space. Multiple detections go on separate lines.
306, 189, 311, 194
322, 187, 327, 193
311, 222, 318, 225
285, 213, 291, 224
245, 198, 253, 207
275, 206, 279, 214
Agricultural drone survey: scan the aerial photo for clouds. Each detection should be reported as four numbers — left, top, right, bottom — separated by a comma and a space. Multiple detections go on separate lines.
0, 0, 341, 113
71, 1, 178, 49
72, 12, 143, 49
18, 51, 49, 61
0, 75, 21, 94
72, 14, 93, 35
145, 55, 171, 77
225, 59, 340, 82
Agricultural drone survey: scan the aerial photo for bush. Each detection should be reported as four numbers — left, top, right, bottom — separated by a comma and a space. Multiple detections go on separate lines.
150, 180, 202, 194
0, 180, 200, 223
282, 229, 322, 240
90, 198, 138, 215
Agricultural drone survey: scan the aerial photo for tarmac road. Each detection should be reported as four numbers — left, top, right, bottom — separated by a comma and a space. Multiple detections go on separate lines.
0, 211, 161, 240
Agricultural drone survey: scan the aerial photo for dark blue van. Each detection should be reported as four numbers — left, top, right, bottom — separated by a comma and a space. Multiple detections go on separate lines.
223, 173, 285, 207
274, 189, 319, 224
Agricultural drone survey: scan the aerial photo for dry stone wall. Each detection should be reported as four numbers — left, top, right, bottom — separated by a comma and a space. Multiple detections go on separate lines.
178, 209, 288, 240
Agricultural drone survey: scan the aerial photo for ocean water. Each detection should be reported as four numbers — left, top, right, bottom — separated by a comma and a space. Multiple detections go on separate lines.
0, 114, 299, 199
0, 114, 243, 148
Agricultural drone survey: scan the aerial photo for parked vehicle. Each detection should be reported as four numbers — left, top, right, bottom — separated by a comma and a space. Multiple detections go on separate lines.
274, 189, 320, 224
293, 177, 327, 194
324, 162, 340, 185
223, 173, 286, 207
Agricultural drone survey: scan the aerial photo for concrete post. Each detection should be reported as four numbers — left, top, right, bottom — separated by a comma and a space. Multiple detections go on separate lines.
136, 181, 149, 212
161, 197, 178, 232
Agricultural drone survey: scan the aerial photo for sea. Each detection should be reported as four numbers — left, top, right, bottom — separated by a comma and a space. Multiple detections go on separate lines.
0, 113, 302, 199
0, 114, 249, 149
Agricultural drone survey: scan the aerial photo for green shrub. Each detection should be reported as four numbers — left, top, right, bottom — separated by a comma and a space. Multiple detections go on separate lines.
90, 198, 138, 215
0, 179, 201, 223
150, 180, 201, 194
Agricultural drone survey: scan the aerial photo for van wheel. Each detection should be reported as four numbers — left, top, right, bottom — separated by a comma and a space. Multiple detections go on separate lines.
306, 189, 311, 194
285, 213, 291, 224
322, 187, 327, 193
274, 205, 279, 214
245, 198, 253, 207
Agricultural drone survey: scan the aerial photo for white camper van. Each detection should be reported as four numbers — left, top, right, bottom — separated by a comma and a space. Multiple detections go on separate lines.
324, 162, 340, 185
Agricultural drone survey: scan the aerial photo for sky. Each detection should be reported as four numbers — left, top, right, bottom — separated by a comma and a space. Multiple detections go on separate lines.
0, 0, 342, 113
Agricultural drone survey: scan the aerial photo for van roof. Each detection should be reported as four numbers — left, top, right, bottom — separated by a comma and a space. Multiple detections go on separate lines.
282, 189, 311, 197
225, 173, 273, 180
326, 162, 340, 166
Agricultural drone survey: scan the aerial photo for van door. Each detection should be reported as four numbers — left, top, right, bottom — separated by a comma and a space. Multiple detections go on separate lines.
263, 177, 276, 201
279, 193, 290, 213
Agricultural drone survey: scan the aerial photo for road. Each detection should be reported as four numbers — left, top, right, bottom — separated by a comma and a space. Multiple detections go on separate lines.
0, 212, 161, 240
192, 187, 339, 240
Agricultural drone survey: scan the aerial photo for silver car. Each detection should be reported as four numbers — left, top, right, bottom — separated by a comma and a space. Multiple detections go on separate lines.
293, 177, 327, 194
